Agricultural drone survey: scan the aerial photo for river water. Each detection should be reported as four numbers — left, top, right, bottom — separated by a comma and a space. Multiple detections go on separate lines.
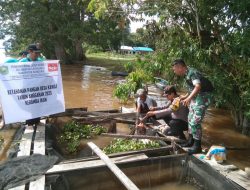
61, 64, 123, 110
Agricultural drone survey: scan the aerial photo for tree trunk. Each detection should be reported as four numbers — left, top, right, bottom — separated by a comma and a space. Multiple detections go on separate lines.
242, 116, 250, 136
232, 109, 241, 131
232, 109, 250, 136
54, 43, 68, 63
75, 40, 86, 61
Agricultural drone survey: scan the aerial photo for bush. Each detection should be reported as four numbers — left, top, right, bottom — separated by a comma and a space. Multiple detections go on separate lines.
85, 45, 103, 54
103, 138, 160, 154
59, 121, 107, 153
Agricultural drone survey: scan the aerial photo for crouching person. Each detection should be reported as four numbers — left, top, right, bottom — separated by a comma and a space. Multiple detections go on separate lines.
144, 85, 189, 140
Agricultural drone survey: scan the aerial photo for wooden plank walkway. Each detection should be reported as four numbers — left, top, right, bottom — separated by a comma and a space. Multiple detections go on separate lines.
29, 123, 45, 190
9, 121, 46, 190
9, 125, 34, 190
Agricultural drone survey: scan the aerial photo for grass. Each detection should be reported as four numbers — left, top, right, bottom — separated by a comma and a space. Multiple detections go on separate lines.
86, 52, 137, 71
86, 52, 137, 61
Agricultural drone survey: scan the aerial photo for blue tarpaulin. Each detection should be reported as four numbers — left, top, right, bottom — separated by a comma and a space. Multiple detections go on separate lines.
133, 47, 154, 52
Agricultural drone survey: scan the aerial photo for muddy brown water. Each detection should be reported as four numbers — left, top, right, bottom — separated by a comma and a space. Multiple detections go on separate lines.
1, 63, 250, 172
61, 64, 124, 110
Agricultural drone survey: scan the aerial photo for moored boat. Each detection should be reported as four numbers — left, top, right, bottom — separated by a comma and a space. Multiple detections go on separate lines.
111, 71, 129, 77
154, 77, 169, 90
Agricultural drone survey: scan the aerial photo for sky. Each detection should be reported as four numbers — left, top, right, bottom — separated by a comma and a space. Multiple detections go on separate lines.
0, 40, 4, 49
130, 20, 145, 33
129, 14, 158, 33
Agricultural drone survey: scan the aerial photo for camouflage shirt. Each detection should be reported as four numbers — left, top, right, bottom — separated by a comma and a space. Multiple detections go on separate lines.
185, 67, 213, 93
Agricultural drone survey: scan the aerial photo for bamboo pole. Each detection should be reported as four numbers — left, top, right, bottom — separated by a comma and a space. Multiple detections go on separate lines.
87, 142, 140, 190
101, 133, 184, 143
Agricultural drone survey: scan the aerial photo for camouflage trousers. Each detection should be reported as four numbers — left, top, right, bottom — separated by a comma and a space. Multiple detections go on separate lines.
188, 93, 212, 140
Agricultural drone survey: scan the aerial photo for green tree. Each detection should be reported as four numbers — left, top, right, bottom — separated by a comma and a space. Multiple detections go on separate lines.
0, 0, 128, 62
0, 0, 91, 62
92, 0, 250, 135
139, 0, 250, 135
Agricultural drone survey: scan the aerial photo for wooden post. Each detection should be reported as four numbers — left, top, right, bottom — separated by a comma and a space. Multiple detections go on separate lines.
107, 119, 117, 133
87, 142, 140, 190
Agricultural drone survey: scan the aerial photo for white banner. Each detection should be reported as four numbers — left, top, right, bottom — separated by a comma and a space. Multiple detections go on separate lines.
0, 60, 65, 124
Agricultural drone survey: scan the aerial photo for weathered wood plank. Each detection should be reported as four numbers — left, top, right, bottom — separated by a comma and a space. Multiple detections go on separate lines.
49, 107, 87, 117
9, 186, 26, 190
101, 133, 184, 143
47, 153, 148, 174
33, 123, 45, 154
17, 126, 34, 156
194, 154, 250, 190
121, 107, 136, 113
29, 177, 45, 190
94, 109, 120, 113
29, 122, 46, 190
9, 126, 34, 190
114, 118, 135, 124
73, 112, 136, 122
58, 146, 173, 165
87, 142, 140, 190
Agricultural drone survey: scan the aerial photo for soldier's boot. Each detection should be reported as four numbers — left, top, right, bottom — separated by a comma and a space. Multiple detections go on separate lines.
188, 139, 202, 155
180, 134, 194, 147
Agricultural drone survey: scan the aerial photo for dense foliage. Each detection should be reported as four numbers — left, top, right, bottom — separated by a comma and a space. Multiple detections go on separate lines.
59, 121, 107, 153
113, 56, 161, 102
107, 0, 250, 135
103, 138, 160, 154
0, 0, 130, 63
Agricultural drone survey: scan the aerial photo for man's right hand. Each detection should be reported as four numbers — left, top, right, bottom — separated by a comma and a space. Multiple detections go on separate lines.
146, 111, 155, 117
149, 107, 157, 111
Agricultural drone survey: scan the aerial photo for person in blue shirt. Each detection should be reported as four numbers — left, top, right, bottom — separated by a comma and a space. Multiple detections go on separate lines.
19, 44, 45, 125
4, 57, 18, 63
18, 51, 28, 60
19, 44, 43, 62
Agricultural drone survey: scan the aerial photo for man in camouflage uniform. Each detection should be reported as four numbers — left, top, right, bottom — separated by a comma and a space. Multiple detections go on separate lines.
172, 59, 213, 154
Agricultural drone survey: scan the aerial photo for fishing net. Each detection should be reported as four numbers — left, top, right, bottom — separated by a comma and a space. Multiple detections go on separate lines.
0, 154, 58, 189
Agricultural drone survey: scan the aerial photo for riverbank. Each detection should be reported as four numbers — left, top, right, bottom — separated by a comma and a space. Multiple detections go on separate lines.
73, 52, 137, 72
87, 53, 136, 71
